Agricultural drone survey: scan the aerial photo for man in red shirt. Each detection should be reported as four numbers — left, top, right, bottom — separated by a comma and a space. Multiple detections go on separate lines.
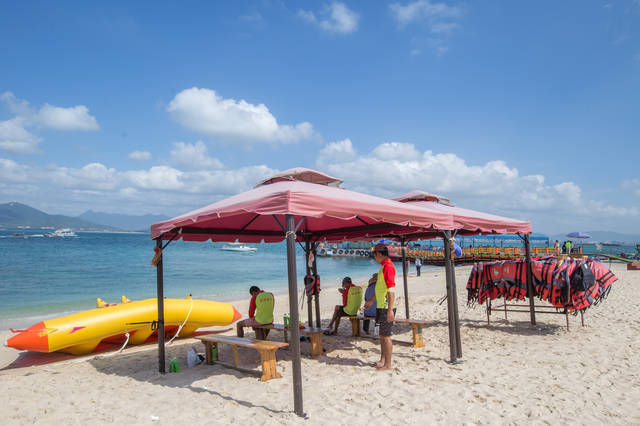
364, 243, 396, 370
236, 286, 273, 337
324, 276, 355, 335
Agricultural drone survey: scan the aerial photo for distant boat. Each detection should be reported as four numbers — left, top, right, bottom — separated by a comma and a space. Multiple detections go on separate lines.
45, 228, 77, 238
11, 233, 28, 239
220, 242, 257, 252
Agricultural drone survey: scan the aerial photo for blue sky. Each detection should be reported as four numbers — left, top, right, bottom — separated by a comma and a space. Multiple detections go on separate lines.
1, 1, 638, 234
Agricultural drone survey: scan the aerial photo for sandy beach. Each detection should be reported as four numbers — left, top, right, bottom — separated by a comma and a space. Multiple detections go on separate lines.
1, 263, 638, 425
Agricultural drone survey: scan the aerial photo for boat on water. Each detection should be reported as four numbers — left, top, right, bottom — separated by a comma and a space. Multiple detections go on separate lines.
221, 242, 257, 252
45, 228, 77, 238
4, 297, 241, 354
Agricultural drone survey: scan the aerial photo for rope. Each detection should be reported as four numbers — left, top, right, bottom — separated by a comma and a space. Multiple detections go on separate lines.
70, 332, 130, 364
166, 298, 194, 345
285, 230, 296, 239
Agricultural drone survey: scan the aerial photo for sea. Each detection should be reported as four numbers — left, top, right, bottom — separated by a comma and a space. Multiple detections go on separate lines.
2, 230, 637, 330
0, 230, 408, 330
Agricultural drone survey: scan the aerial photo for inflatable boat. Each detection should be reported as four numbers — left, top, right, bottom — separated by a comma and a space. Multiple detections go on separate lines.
4, 297, 241, 355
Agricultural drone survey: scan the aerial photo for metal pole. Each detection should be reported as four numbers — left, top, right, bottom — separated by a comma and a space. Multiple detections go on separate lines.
155, 238, 166, 373
285, 215, 304, 416
401, 237, 410, 319
449, 243, 462, 358
312, 243, 321, 329
524, 234, 537, 326
443, 231, 458, 363
305, 237, 313, 327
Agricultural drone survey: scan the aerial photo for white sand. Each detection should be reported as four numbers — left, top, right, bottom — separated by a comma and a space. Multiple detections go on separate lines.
1, 263, 639, 424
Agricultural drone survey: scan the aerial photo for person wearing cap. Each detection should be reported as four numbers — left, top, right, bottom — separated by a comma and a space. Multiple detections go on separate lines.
324, 276, 356, 335
236, 285, 274, 338
364, 243, 396, 370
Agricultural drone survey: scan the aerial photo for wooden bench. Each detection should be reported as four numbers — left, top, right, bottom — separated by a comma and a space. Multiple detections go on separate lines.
347, 315, 432, 348
196, 334, 288, 382
394, 318, 434, 348
253, 323, 326, 358
345, 315, 376, 337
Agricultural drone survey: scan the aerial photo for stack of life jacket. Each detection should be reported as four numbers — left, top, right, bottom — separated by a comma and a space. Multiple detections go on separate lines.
466, 257, 616, 312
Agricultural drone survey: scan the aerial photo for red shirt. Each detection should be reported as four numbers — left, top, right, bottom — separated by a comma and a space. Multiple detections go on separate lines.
381, 258, 396, 289
248, 290, 264, 318
341, 283, 355, 306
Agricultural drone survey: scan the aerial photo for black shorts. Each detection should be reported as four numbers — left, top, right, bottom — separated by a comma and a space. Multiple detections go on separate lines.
337, 306, 350, 317
376, 308, 395, 336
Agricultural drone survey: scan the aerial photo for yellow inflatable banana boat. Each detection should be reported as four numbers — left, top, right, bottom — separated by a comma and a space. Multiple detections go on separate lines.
5, 297, 241, 355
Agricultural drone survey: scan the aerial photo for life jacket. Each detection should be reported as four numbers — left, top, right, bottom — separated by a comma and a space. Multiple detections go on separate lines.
254, 292, 274, 325
501, 261, 528, 301
343, 285, 363, 316
466, 263, 483, 306
304, 275, 321, 297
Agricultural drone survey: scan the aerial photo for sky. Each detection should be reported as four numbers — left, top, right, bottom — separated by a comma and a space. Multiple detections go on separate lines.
0, 0, 639, 234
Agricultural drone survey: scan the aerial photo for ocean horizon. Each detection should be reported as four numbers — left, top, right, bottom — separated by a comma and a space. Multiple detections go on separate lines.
0, 230, 423, 329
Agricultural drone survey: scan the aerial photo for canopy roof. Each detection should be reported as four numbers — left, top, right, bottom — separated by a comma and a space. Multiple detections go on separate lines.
394, 190, 532, 235
151, 170, 454, 243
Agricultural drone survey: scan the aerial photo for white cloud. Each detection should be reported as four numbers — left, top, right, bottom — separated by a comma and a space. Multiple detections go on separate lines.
0, 92, 99, 155
0, 118, 42, 154
623, 178, 640, 198
317, 138, 356, 165
167, 87, 314, 143
390, 0, 464, 55
298, 2, 359, 34
318, 142, 638, 229
128, 151, 152, 161
0, 155, 278, 216
37, 104, 99, 131
169, 141, 223, 170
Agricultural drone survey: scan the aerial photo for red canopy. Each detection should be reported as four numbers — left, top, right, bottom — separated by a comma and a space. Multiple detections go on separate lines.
151, 169, 455, 242
394, 190, 532, 235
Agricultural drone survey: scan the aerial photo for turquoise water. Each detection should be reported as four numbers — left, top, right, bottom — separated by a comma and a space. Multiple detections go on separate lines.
0, 230, 407, 329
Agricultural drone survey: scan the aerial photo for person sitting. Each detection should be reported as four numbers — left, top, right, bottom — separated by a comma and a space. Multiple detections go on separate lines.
324, 277, 363, 335
362, 273, 378, 334
236, 286, 274, 338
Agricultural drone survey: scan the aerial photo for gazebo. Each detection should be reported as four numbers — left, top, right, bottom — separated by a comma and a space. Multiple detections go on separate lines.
392, 190, 535, 345
150, 168, 455, 416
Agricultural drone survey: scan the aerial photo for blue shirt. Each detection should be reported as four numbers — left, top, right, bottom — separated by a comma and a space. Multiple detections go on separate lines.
364, 282, 377, 317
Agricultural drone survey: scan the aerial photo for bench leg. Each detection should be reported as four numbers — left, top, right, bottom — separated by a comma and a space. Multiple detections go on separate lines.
257, 349, 282, 381
411, 325, 425, 348
308, 333, 322, 358
232, 345, 239, 367
350, 318, 360, 337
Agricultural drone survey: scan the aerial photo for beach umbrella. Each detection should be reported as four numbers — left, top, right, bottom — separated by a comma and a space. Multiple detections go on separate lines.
567, 232, 591, 239
150, 168, 456, 417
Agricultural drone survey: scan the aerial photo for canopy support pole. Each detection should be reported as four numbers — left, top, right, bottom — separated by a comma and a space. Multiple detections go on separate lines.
312, 242, 321, 329
401, 237, 410, 319
305, 237, 313, 327
155, 238, 166, 373
443, 231, 461, 362
285, 214, 304, 417
524, 234, 537, 326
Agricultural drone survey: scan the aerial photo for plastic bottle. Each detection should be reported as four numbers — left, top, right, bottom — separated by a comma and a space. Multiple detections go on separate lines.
211, 345, 217, 362
284, 313, 290, 328
169, 357, 180, 373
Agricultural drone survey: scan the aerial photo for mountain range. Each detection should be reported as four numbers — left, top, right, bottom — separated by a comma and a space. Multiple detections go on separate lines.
0, 202, 168, 232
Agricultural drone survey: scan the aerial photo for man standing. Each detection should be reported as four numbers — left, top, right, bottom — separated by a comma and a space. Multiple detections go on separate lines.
415, 257, 422, 277
364, 243, 396, 371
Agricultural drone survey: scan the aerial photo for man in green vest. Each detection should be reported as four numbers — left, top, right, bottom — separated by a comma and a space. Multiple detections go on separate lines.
364, 243, 396, 371
236, 286, 274, 337
324, 276, 362, 335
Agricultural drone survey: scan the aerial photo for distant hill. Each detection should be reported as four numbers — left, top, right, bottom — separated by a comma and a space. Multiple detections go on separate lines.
0, 202, 119, 231
77, 210, 168, 232
550, 230, 640, 244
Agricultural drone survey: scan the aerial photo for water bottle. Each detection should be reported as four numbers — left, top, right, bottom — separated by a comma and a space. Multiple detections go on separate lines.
374, 324, 379, 337
283, 313, 290, 328
211, 345, 217, 362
